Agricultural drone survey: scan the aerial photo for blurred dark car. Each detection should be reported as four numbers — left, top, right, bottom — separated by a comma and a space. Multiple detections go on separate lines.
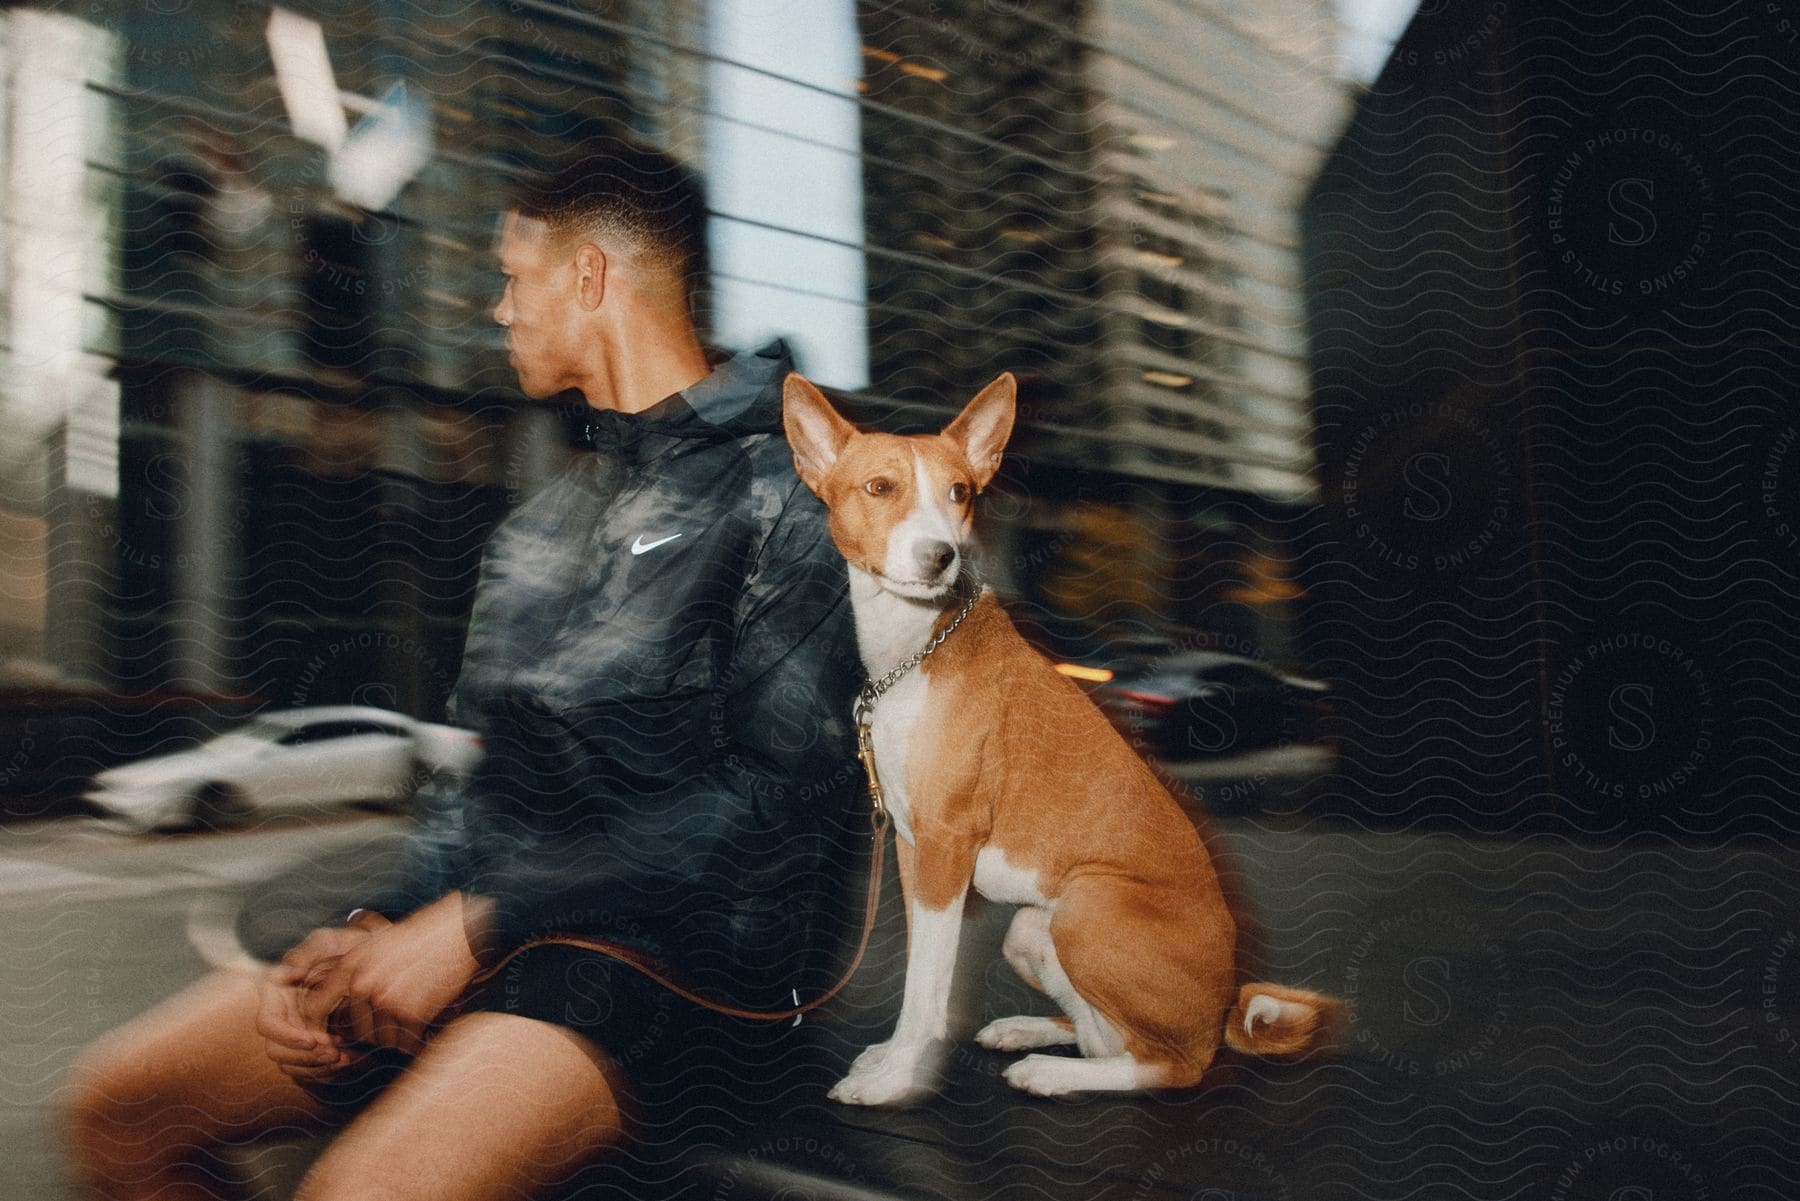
970, 610, 1334, 764
1088, 650, 1329, 761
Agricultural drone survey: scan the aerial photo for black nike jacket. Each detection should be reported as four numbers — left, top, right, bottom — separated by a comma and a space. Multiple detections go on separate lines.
361, 341, 867, 1006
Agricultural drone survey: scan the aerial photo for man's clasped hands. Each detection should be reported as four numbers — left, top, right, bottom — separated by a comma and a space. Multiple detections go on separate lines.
254, 892, 493, 1083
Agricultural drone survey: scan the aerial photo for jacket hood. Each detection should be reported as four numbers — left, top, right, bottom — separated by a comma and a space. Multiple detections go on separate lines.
582, 339, 793, 462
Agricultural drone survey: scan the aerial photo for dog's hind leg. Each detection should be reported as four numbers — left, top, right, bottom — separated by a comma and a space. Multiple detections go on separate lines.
976, 1015, 1076, 1051
1004, 1052, 1161, 1096
976, 906, 1080, 1051
996, 903, 1055, 993
1040, 879, 1235, 1091
979, 904, 1126, 1059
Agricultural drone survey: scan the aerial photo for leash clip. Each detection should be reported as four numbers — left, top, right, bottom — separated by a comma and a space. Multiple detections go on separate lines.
856, 718, 887, 821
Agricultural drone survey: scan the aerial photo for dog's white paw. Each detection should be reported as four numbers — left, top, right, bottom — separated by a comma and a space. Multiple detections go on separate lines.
1003, 1053, 1084, 1097
829, 1047, 931, 1107
976, 1016, 1077, 1052
842, 1039, 895, 1075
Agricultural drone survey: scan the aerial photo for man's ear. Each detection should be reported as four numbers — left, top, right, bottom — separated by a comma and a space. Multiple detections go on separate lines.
942, 372, 1017, 490
783, 373, 858, 496
574, 241, 607, 310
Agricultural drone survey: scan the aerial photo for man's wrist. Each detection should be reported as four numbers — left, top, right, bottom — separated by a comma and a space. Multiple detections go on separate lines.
343, 907, 388, 932
456, 892, 500, 972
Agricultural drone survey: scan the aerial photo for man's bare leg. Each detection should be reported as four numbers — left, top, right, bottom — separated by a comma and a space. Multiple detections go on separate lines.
294, 1011, 632, 1201
58, 967, 340, 1200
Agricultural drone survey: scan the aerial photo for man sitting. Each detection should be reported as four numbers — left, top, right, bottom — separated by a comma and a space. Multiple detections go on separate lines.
61, 134, 863, 1201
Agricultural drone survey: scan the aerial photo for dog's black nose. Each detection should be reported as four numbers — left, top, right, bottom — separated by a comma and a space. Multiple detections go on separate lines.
916, 541, 956, 578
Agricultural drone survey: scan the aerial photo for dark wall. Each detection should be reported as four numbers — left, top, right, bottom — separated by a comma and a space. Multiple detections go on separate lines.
1302, 0, 1798, 835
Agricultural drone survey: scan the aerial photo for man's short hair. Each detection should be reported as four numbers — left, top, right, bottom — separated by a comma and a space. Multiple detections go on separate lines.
511, 130, 708, 300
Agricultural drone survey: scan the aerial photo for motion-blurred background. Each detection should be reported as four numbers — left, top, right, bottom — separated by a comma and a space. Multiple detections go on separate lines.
5, 0, 1800, 1198
0, 0, 1356, 809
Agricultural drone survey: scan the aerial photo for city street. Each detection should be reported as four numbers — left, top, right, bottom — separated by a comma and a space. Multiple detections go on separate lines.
0, 746, 1333, 1198
0, 811, 408, 1200
7, 764, 1800, 1200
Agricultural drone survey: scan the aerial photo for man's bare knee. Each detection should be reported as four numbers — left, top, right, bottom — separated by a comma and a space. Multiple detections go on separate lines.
60, 968, 334, 1191
59, 1035, 184, 1185
59, 1046, 125, 1177
294, 1013, 629, 1201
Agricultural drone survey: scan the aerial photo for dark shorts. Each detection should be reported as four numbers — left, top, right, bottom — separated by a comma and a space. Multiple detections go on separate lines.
464, 943, 696, 1074
298, 944, 800, 1116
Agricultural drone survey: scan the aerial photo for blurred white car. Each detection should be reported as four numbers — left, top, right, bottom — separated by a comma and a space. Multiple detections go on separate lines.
84, 705, 483, 832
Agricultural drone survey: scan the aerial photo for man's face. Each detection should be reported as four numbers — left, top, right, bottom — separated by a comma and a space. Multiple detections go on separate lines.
492, 211, 583, 398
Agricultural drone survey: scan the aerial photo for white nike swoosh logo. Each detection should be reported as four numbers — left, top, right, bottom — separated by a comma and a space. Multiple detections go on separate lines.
630, 532, 683, 555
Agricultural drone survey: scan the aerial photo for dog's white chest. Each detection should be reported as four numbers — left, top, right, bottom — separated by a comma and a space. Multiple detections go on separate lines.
864, 671, 928, 846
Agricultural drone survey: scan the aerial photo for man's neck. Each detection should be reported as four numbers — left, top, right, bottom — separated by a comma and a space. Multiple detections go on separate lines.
579, 307, 711, 415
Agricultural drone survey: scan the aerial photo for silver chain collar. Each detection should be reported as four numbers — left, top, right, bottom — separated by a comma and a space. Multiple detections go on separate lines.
855, 587, 981, 723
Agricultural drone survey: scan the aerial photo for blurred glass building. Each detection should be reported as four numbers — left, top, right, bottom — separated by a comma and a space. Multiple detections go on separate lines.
0, 0, 1346, 760
856, 0, 1344, 658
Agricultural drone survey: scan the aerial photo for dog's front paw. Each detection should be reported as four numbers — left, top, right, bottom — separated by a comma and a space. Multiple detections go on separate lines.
1003, 1053, 1086, 1098
843, 1039, 894, 1076
828, 1047, 932, 1106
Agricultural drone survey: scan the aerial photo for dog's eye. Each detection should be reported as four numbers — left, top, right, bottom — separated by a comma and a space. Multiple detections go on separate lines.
948, 482, 970, 504
864, 477, 893, 497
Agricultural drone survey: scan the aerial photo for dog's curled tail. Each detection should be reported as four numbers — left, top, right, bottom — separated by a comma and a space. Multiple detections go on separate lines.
1223, 983, 1346, 1058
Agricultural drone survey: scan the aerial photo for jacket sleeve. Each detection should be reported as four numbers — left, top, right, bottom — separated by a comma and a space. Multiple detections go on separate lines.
353, 766, 475, 921
460, 480, 865, 985
346, 468, 574, 926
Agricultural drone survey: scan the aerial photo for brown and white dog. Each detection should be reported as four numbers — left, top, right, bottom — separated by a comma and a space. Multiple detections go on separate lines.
783, 371, 1343, 1104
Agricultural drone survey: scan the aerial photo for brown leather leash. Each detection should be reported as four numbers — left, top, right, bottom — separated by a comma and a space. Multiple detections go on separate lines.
445, 798, 891, 1024
306, 610, 991, 1069
436, 599, 982, 1025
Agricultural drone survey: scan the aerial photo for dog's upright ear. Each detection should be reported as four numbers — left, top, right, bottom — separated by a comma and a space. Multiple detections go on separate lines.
942, 372, 1017, 490
783, 373, 858, 496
